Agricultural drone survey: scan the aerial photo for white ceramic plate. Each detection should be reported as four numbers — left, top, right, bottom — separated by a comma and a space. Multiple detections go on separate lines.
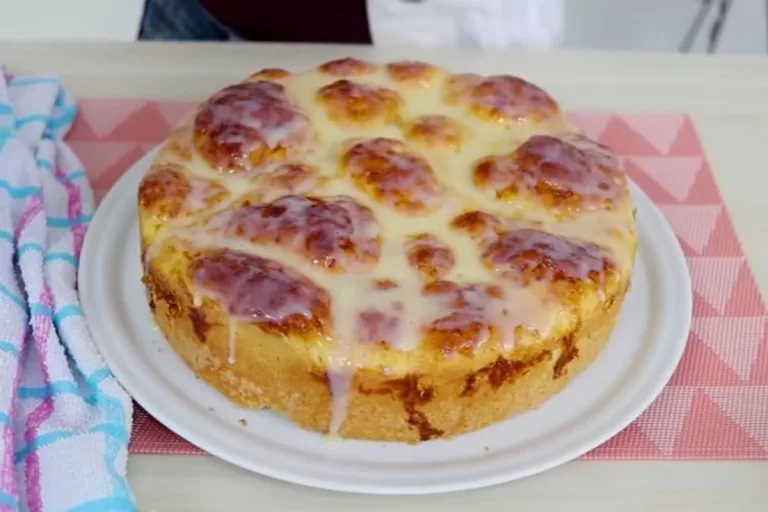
79, 148, 692, 496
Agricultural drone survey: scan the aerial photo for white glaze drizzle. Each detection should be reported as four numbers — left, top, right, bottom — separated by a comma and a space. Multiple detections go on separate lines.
141, 62, 636, 439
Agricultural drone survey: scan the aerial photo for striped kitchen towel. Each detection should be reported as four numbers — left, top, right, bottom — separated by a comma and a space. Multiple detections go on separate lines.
0, 68, 136, 511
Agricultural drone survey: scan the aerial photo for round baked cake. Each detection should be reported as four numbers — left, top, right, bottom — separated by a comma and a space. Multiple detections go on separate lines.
138, 57, 638, 443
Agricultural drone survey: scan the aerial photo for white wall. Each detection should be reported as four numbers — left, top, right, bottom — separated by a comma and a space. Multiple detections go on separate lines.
0, 0, 764, 55
0, 0, 144, 41
561, 0, 767, 55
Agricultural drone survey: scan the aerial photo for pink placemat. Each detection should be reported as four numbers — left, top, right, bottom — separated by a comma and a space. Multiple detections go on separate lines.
66, 99, 768, 459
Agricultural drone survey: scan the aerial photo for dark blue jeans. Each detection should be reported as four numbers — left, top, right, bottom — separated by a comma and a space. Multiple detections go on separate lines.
138, 0, 240, 40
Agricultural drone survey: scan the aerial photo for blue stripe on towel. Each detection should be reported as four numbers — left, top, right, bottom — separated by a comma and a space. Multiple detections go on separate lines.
36, 158, 88, 183
8, 76, 59, 88
46, 214, 93, 228
18, 381, 80, 399
44, 252, 79, 265
16, 241, 79, 267
15, 105, 76, 130
29, 303, 83, 324
15, 423, 130, 464
0, 179, 42, 199
0, 283, 83, 320
66, 496, 137, 512
0, 341, 19, 357
0, 490, 19, 508
0, 282, 26, 309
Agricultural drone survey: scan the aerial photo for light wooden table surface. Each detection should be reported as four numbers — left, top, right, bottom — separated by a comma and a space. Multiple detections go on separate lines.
2, 42, 767, 511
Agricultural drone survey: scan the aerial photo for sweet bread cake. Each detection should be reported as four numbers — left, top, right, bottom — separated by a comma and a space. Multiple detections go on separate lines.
138, 57, 637, 443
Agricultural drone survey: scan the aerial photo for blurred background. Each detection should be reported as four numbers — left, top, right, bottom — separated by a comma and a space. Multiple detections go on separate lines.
0, 0, 765, 54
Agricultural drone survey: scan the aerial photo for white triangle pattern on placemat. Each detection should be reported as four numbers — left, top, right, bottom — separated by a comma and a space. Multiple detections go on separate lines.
635, 387, 696, 454
692, 317, 767, 380
623, 114, 686, 154
704, 386, 768, 450
658, 205, 722, 253
68, 141, 142, 178
81, 100, 148, 138
569, 113, 612, 141
688, 257, 744, 314
156, 102, 196, 128
630, 156, 703, 201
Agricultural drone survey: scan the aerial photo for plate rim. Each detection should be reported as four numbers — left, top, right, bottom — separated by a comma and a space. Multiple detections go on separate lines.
79, 148, 693, 495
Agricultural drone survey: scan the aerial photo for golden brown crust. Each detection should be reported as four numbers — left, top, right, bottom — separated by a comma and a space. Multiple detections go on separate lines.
480, 229, 617, 287
190, 249, 332, 339
447, 74, 560, 124
473, 134, 628, 214
258, 163, 319, 191
404, 115, 466, 151
340, 137, 442, 214
138, 57, 638, 443
405, 233, 456, 281
203, 194, 381, 272
139, 163, 229, 221
316, 80, 403, 127
248, 68, 291, 81
386, 60, 438, 86
318, 57, 376, 77
193, 81, 315, 172
450, 210, 505, 239
421, 280, 505, 356
145, 260, 628, 442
